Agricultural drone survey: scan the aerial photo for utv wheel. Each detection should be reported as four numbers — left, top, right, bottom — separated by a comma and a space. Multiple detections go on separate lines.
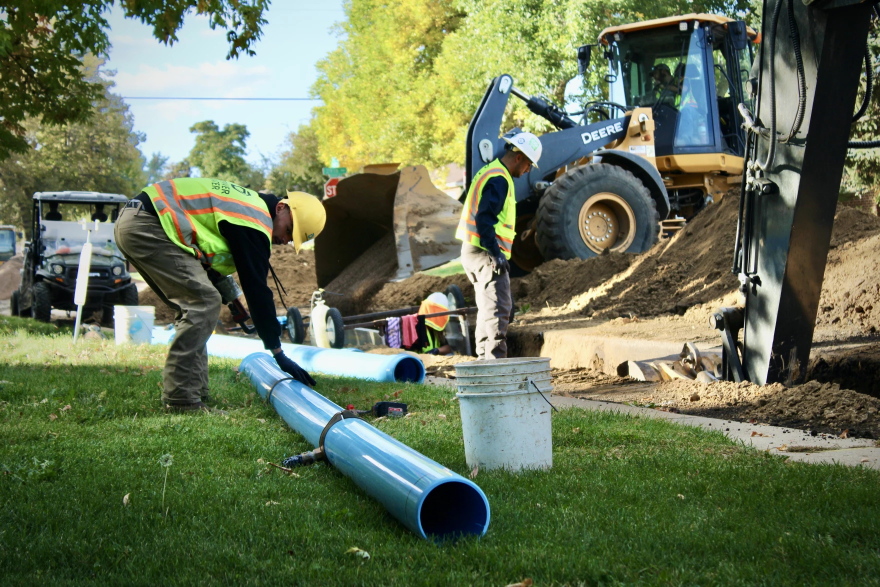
325, 307, 345, 349
120, 284, 139, 306
286, 307, 306, 344
535, 163, 659, 261
31, 281, 52, 322
103, 284, 139, 325
10, 290, 20, 317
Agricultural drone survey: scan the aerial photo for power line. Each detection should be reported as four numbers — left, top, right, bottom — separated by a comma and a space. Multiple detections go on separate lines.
122, 96, 320, 101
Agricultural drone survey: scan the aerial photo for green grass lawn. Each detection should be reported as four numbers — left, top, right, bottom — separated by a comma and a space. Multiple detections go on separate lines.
1, 315, 879, 586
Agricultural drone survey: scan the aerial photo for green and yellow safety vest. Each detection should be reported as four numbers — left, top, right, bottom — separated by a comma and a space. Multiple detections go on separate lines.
142, 178, 273, 275
455, 159, 516, 259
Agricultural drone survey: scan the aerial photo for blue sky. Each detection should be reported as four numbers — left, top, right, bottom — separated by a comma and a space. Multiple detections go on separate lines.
104, 2, 344, 168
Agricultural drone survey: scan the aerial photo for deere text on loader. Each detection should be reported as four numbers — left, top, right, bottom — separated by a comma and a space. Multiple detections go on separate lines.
466, 14, 757, 273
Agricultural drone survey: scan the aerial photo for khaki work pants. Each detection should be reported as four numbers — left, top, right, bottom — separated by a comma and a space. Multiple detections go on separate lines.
461, 243, 512, 360
114, 202, 221, 406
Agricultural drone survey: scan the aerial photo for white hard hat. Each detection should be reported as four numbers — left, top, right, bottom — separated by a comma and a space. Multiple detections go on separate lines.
502, 131, 542, 168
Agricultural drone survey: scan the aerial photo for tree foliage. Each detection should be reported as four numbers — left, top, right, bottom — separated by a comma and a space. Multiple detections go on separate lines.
0, 56, 146, 230
312, 0, 755, 169
186, 120, 263, 188
844, 28, 880, 203
144, 152, 170, 185
0, 0, 268, 161
265, 122, 326, 196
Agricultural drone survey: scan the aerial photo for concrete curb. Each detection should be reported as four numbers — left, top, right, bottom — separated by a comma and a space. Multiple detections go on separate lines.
427, 375, 880, 469
551, 395, 880, 470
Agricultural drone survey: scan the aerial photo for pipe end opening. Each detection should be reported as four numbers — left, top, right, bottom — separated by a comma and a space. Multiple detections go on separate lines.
394, 357, 426, 383
419, 481, 489, 540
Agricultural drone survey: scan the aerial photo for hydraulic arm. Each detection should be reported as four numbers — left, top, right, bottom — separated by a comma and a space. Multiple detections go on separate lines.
717, 0, 873, 384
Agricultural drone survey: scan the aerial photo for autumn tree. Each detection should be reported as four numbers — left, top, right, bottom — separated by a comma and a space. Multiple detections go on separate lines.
312, 0, 755, 169
0, 0, 269, 161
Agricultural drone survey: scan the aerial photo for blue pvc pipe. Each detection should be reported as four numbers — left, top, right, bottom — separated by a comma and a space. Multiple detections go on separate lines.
150, 327, 425, 383
240, 352, 490, 540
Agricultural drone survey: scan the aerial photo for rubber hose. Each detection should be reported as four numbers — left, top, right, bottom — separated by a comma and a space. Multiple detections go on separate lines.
782, 0, 807, 142
758, 0, 785, 170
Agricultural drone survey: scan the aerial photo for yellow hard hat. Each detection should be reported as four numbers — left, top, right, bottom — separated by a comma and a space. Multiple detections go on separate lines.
280, 191, 326, 253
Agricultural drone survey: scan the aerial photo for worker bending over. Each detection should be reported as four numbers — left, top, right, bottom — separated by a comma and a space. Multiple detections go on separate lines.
456, 132, 542, 360
115, 178, 326, 412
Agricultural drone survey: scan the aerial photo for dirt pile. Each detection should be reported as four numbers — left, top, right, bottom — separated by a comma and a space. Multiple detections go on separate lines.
141, 247, 319, 324
351, 272, 475, 314
508, 196, 880, 326
510, 193, 742, 320
559, 369, 880, 438
816, 220, 880, 336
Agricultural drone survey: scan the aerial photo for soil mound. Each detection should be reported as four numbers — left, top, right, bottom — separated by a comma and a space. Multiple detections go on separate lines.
561, 371, 880, 438
140, 247, 319, 324
351, 272, 475, 314
511, 193, 742, 319
509, 196, 880, 324
816, 231, 880, 335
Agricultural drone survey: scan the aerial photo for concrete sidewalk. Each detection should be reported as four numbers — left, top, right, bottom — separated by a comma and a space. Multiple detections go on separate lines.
427, 376, 880, 470
552, 395, 880, 470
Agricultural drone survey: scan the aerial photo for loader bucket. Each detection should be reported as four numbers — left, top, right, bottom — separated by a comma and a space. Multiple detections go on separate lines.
314, 165, 462, 300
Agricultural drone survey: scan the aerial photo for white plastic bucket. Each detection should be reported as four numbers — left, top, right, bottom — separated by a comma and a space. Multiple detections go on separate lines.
455, 358, 553, 471
114, 306, 155, 345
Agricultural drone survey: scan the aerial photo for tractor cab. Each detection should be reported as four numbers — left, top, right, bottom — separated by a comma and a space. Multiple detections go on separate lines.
601, 15, 755, 159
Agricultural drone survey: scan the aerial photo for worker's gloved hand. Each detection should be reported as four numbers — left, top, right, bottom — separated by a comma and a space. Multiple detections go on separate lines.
274, 351, 316, 387
493, 255, 510, 275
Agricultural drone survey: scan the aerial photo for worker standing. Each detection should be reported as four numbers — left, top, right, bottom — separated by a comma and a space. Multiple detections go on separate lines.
456, 132, 542, 360
114, 178, 326, 412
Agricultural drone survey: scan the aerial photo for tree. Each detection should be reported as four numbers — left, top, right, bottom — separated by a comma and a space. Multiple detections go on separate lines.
164, 160, 193, 180
186, 120, 264, 188
0, 56, 146, 231
144, 152, 169, 185
0, 0, 269, 161
844, 29, 880, 204
312, 0, 755, 169
265, 122, 325, 196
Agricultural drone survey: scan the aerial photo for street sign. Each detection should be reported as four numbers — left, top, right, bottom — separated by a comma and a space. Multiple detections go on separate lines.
324, 177, 340, 199
323, 167, 347, 178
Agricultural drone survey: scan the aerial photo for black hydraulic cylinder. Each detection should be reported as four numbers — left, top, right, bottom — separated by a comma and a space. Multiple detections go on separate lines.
511, 87, 578, 129
739, 0, 871, 384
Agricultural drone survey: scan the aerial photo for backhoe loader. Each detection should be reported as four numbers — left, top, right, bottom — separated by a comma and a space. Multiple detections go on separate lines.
467, 14, 757, 273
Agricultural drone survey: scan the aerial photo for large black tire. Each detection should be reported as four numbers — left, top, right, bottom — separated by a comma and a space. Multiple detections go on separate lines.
445, 284, 466, 310
120, 284, 139, 305
103, 284, 139, 325
286, 307, 306, 344
535, 163, 659, 261
10, 290, 20, 317
31, 281, 52, 322
325, 308, 345, 349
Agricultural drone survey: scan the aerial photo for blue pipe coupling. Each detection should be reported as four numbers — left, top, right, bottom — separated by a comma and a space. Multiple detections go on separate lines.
151, 327, 425, 383
240, 353, 490, 540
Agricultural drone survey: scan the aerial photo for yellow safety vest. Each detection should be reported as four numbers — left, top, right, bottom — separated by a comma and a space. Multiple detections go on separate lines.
455, 160, 516, 259
142, 178, 273, 275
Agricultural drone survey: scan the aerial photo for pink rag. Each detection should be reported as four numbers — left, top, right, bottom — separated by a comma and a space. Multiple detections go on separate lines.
401, 314, 419, 348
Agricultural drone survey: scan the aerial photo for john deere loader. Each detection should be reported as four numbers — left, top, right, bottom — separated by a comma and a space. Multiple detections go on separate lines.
314, 14, 756, 301
467, 14, 757, 272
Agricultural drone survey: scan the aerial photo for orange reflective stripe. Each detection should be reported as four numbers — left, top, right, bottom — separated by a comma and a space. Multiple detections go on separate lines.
179, 192, 272, 219
186, 207, 273, 233
170, 180, 199, 246
155, 181, 201, 260
469, 169, 507, 217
